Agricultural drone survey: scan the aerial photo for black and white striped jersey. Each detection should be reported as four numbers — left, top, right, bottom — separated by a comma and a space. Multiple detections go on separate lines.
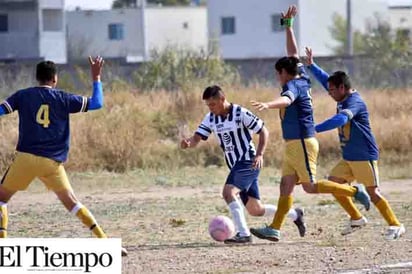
195, 104, 264, 169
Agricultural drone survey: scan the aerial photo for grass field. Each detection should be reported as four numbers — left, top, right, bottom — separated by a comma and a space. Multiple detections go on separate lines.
6, 168, 412, 273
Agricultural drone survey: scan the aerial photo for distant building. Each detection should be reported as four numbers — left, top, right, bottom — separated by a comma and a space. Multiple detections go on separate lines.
388, 0, 412, 37
0, 0, 67, 63
207, 0, 388, 59
66, 6, 207, 62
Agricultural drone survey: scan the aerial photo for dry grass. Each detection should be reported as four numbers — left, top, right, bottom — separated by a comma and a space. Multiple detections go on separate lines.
0, 86, 411, 176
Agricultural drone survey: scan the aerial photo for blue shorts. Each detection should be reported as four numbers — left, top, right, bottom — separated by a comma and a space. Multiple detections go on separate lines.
225, 160, 260, 205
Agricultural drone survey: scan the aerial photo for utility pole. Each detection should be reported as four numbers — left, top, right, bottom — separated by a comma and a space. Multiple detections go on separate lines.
346, 0, 354, 75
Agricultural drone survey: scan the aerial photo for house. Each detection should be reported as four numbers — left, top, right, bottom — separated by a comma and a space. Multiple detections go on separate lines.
0, 0, 67, 63
207, 0, 388, 59
66, 5, 207, 62
388, 0, 412, 37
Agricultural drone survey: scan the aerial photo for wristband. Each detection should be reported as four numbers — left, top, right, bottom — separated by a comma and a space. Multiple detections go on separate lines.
280, 18, 294, 27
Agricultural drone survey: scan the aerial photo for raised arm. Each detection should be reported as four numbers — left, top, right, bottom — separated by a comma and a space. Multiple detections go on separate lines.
305, 47, 329, 91
88, 56, 104, 110
282, 5, 299, 58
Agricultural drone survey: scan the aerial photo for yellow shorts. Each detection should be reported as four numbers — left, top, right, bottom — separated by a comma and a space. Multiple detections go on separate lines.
1, 152, 72, 192
330, 159, 379, 187
281, 137, 318, 183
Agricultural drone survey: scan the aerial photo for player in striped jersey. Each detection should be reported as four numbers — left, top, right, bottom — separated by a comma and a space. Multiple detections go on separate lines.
249, 5, 371, 242
305, 46, 405, 240
181, 85, 306, 243
0, 58, 127, 256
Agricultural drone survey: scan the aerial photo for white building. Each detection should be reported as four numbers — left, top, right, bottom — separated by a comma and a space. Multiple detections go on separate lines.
0, 0, 67, 63
388, 0, 412, 36
66, 6, 207, 61
207, 0, 388, 59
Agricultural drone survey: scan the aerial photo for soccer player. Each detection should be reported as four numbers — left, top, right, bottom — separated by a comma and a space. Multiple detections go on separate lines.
180, 85, 306, 244
305, 46, 405, 240
249, 5, 371, 242
0, 57, 128, 255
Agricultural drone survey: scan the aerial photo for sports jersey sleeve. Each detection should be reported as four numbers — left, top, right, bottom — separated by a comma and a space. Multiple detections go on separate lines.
195, 113, 213, 140
340, 96, 362, 120
315, 113, 349, 133
88, 81, 103, 110
0, 91, 20, 115
66, 93, 89, 113
281, 82, 299, 103
242, 108, 264, 134
308, 63, 329, 91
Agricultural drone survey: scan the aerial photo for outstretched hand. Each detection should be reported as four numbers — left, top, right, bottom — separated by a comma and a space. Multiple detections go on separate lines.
304, 47, 314, 66
251, 100, 269, 111
281, 5, 297, 19
89, 56, 104, 82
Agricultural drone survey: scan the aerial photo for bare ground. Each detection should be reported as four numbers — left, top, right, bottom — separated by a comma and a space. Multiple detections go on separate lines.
5, 175, 412, 274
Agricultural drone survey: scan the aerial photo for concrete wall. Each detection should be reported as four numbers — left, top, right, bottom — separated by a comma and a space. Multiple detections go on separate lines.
208, 0, 388, 59
146, 7, 207, 52
66, 9, 145, 60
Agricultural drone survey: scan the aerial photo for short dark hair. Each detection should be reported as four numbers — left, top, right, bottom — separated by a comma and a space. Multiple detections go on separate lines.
36, 61, 57, 83
202, 85, 225, 100
327, 71, 352, 90
275, 56, 300, 76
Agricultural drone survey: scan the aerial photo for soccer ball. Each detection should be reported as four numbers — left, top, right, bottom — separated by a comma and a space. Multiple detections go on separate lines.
208, 215, 235, 242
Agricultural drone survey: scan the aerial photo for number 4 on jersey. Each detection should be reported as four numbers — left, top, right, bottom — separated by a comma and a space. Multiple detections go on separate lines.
36, 104, 50, 128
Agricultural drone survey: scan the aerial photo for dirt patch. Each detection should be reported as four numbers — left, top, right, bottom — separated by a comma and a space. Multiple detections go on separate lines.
6, 177, 412, 273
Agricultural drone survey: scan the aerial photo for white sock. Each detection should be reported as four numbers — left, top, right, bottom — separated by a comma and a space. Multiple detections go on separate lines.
228, 200, 250, 237
264, 204, 298, 221
287, 208, 298, 221
263, 204, 276, 217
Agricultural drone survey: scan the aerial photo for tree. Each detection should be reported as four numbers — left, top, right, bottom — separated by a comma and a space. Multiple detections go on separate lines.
329, 13, 412, 88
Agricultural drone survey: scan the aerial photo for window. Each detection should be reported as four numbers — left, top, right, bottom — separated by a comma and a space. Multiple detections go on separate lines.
0, 14, 8, 32
221, 17, 235, 35
108, 23, 124, 40
43, 9, 63, 31
271, 14, 283, 32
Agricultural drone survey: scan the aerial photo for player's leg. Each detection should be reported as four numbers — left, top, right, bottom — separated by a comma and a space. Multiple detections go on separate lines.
296, 139, 370, 210
0, 186, 16, 238
0, 152, 37, 238
222, 160, 257, 244
243, 181, 306, 237
328, 160, 367, 235
250, 140, 300, 241
40, 161, 107, 238
351, 161, 404, 239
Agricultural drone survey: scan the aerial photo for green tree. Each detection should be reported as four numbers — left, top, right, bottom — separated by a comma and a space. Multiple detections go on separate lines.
329, 13, 412, 88
328, 13, 365, 55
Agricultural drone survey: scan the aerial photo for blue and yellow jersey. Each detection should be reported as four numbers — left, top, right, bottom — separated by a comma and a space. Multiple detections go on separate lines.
337, 92, 379, 161
0, 87, 89, 162
308, 63, 379, 161
280, 64, 315, 140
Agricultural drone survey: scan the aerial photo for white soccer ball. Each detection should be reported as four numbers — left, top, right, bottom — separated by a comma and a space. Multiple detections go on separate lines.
208, 215, 235, 241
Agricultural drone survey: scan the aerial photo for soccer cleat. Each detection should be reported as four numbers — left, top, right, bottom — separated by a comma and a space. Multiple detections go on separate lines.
341, 216, 368, 236
250, 225, 280, 242
121, 247, 128, 257
384, 224, 405, 240
223, 232, 252, 244
293, 208, 306, 237
353, 184, 371, 211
